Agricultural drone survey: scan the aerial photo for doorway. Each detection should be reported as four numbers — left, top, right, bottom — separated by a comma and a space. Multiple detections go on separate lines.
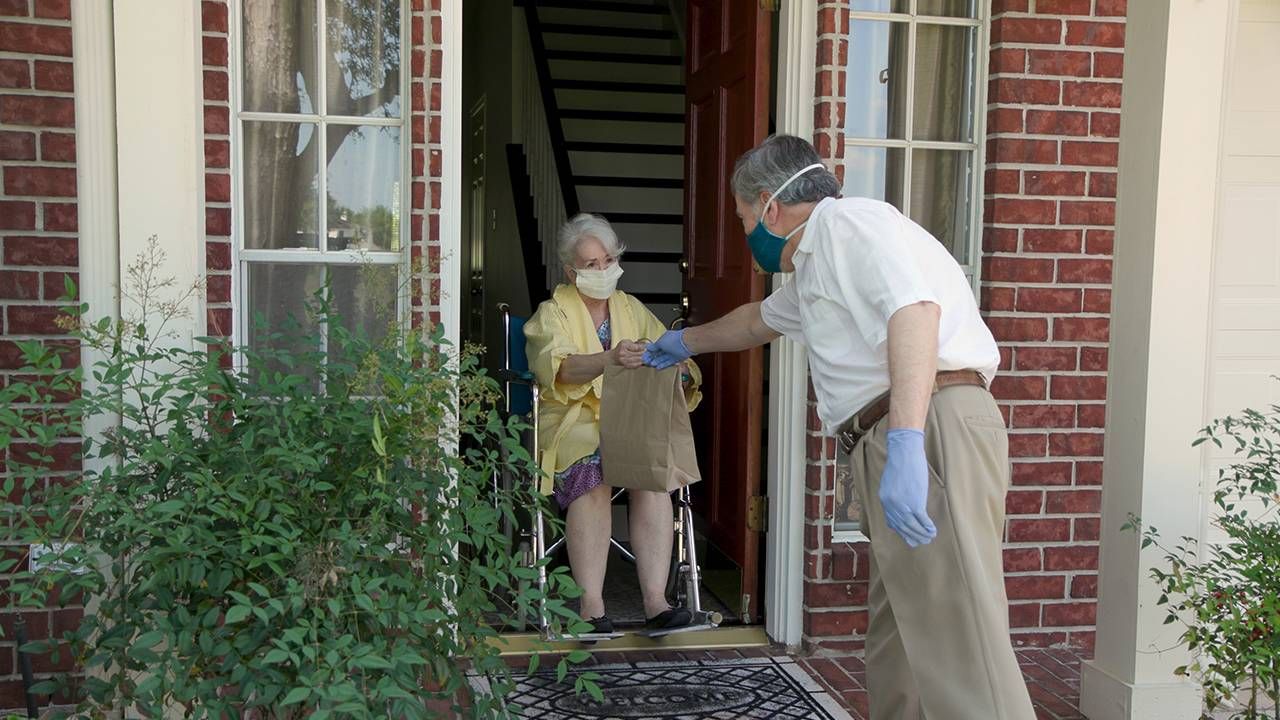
458, 0, 778, 633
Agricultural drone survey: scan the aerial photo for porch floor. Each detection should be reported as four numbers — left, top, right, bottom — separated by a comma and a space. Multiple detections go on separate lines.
498, 646, 1092, 719
496, 645, 1260, 718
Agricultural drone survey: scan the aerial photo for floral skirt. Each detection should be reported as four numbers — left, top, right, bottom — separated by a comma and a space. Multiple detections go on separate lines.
553, 450, 603, 510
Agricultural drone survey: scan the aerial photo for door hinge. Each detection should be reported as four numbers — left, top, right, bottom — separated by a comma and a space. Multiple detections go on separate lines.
759, 0, 780, 10
747, 495, 768, 533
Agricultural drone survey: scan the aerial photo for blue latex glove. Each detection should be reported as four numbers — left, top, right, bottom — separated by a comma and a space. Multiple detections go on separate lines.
879, 428, 938, 548
643, 329, 693, 369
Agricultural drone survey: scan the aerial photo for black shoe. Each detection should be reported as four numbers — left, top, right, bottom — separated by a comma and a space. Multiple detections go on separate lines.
644, 606, 693, 630
579, 615, 614, 645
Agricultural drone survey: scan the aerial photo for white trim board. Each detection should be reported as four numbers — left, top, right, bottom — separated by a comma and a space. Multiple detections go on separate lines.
438, 0, 463, 345
765, 0, 820, 650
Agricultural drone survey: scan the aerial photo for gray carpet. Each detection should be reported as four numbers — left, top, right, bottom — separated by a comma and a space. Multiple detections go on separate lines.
472, 657, 853, 719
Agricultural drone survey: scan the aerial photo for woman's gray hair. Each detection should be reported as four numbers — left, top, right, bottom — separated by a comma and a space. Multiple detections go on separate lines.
731, 134, 840, 206
557, 213, 625, 267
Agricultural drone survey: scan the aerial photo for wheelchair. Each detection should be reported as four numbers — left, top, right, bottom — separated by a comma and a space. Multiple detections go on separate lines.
495, 303, 721, 642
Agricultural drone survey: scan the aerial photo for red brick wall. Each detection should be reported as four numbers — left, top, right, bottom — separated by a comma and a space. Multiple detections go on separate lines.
0, 0, 80, 707
412, 0, 446, 328
202, 0, 232, 342
804, 0, 1123, 654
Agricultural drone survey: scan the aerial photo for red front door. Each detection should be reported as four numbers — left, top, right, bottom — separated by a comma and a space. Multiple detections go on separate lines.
682, 0, 771, 623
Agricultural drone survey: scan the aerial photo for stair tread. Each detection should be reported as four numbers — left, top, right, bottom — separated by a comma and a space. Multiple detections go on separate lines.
576, 175, 683, 188
525, 0, 670, 14
546, 49, 682, 66
566, 141, 684, 155
622, 250, 682, 263
541, 22, 676, 39
592, 212, 684, 225
554, 78, 684, 94
562, 109, 685, 123
632, 292, 682, 304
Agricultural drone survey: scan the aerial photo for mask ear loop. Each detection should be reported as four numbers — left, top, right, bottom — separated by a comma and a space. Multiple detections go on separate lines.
760, 162, 827, 220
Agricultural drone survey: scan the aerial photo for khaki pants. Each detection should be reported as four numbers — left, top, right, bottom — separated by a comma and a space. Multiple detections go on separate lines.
846, 385, 1035, 720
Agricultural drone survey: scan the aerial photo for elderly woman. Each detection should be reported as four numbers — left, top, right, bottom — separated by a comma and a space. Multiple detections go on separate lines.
524, 213, 702, 636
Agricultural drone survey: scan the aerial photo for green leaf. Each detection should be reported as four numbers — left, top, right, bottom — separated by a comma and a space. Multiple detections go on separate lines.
224, 605, 251, 624
134, 630, 164, 648
152, 499, 184, 514
281, 687, 311, 706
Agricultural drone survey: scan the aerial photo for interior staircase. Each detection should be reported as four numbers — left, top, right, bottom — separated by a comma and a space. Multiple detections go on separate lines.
515, 0, 686, 326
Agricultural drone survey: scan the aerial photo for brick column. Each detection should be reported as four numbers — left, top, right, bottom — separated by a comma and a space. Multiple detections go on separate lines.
802, 0, 1125, 654
201, 0, 232, 346
983, 0, 1124, 653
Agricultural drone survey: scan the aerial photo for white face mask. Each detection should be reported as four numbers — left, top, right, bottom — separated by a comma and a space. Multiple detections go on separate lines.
573, 263, 624, 299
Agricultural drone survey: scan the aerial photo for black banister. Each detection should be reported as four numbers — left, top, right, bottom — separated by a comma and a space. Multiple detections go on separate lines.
519, 2, 580, 217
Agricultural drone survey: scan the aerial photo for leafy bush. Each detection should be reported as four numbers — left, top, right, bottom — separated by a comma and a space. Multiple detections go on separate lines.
1132, 396, 1280, 719
0, 244, 595, 718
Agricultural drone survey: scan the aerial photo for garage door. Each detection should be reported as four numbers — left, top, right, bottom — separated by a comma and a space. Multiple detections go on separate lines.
1203, 0, 1280, 544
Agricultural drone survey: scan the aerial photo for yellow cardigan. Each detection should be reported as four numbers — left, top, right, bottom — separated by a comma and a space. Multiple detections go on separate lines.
524, 284, 702, 494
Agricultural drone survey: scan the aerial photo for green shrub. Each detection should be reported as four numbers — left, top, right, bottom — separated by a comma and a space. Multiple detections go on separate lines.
1131, 396, 1280, 719
0, 244, 596, 718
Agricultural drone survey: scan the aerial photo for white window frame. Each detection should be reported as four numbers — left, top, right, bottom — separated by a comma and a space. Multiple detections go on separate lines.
833, 0, 990, 541
842, 0, 990, 289
229, 0, 413, 358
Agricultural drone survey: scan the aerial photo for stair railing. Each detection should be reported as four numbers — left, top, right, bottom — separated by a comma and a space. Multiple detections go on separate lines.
515, 4, 577, 293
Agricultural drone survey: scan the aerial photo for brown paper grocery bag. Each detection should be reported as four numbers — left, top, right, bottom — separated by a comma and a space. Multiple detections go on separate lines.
599, 364, 702, 493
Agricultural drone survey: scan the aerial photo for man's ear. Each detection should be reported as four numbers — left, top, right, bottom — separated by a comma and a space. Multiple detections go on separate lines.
759, 193, 779, 224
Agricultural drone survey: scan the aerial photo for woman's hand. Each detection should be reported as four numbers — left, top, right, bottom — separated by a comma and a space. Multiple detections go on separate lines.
610, 340, 648, 369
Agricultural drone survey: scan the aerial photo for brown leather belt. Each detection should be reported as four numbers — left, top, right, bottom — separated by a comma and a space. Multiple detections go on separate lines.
836, 370, 988, 454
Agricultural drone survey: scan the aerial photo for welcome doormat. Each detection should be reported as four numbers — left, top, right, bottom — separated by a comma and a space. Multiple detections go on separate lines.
471, 656, 853, 719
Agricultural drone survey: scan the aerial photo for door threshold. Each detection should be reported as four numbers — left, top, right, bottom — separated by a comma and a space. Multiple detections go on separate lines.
490, 625, 769, 655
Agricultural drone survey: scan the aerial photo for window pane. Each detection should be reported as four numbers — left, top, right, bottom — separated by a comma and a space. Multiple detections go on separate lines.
917, 0, 979, 18
247, 263, 325, 379
244, 121, 320, 250
327, 125, 402, 252
326, 0, 403, 118
842, 146, 905, 211
913, 24, 978, 142
850, 0, 908, 11
844, 20, 909, 140
834, 453, 863, 533
242, 0, 318, 114
909, 149, 973, 261
328, 265, 398, 364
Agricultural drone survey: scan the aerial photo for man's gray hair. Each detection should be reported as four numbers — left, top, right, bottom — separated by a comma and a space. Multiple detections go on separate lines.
731, 134, 840, 206
557, 213, 626, 267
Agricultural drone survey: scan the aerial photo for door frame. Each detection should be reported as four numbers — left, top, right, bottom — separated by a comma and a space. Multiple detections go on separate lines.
764, 0, 819, 650
440, 0, 464, 346
437, 0, 817, 647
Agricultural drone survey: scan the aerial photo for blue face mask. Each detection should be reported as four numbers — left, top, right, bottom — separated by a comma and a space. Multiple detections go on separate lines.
746, 162, 825, 273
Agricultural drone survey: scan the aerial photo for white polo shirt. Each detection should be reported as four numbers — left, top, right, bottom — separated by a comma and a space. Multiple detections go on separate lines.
760, 196, 1000, 434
